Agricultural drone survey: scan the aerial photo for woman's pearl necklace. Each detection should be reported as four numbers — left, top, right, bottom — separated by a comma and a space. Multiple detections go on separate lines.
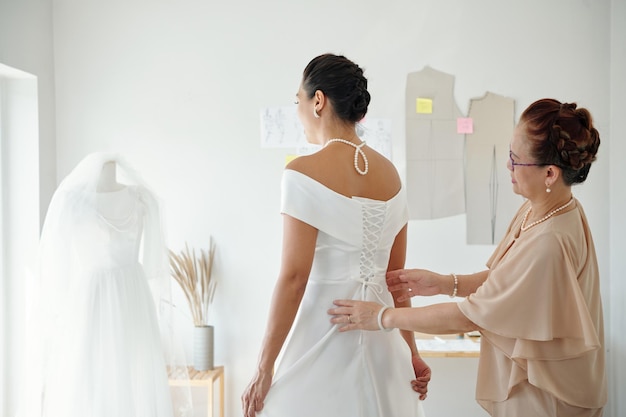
520, 197, 574, 232
325, 138, 369, 175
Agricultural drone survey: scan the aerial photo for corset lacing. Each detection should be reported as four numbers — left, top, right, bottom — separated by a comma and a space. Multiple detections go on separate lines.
353, 201, 388, 341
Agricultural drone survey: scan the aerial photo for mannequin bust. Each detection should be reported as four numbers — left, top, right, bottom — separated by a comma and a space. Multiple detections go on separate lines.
96, 161, 135, 223
97, 161, 126, 192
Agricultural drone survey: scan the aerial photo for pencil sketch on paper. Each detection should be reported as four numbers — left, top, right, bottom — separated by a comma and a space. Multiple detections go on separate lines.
260, 106, 307, 149
357, 118, 392, 159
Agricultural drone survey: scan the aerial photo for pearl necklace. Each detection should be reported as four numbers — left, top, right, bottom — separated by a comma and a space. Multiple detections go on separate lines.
325, 138, 369, 175
520, 197, 574, 232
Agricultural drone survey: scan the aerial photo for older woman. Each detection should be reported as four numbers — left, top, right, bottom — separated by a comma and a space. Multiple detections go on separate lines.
330, 98, 607, 417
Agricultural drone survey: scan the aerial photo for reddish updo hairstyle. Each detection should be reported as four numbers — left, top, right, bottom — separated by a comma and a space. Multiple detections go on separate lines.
520, 98, 601, 185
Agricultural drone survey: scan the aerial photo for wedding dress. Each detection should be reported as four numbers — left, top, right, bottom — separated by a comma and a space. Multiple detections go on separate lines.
19, 153, 192, 417
258, 169, 425, 417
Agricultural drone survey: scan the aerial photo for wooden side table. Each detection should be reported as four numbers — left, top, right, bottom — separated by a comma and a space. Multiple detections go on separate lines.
415, 333, 481, 358
168, 366, 225, 417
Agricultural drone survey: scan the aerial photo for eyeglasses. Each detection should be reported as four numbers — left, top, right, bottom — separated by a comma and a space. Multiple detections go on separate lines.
509, 150, 546, 171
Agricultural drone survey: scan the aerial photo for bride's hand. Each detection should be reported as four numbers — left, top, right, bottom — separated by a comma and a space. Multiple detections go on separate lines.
242, 370, 272, 417
411, 354, 431, 400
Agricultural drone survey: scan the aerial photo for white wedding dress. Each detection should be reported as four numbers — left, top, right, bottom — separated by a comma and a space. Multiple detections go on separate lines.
258, 169, 425, 417
19, 153, 191, 417
41, 185, 174, 417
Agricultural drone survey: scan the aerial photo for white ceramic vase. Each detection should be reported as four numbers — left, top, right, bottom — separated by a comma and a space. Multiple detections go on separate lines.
193, 325, 214, 371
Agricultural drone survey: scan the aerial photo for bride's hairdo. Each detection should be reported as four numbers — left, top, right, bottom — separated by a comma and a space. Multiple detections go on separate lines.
302, 53, 371, 123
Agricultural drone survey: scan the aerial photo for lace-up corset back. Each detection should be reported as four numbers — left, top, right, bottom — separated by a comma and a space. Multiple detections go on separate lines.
354, 197, 388, 298
281, 170, 408, 302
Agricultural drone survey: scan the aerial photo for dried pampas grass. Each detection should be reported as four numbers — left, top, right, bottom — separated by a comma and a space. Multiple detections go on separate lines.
169, 239, 216, 326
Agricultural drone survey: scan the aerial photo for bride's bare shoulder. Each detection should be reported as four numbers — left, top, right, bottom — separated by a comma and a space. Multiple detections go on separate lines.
285, 150, 329, 180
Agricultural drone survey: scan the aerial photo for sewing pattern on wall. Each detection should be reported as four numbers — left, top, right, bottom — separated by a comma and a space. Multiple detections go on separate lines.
405, 68, 518, 244
465, 92, 520, 244
405, 66, 465, 220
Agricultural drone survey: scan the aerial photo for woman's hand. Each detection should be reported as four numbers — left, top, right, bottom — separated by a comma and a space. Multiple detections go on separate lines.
241, 370, 273, 417
328, 299, 383, 331
411, 354, 431, 400
330, 300, 433, 400
386, 269, 444, 301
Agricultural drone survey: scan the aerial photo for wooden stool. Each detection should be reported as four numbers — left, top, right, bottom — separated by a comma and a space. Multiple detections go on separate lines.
169, 365, 224, 417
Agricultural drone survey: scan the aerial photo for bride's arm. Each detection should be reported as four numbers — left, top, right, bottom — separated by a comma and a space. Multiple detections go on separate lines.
241, 215, 317, 417
388, 225, 431, 400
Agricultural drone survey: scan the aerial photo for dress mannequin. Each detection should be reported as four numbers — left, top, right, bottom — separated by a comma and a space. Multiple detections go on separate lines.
96, 161, 136, 228
97, 161, 126, 192
18, 152, 192, 417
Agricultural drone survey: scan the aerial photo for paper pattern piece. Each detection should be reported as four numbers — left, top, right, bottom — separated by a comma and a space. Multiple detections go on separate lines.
457, 117, 474, 134
464, 92, 520, 244
405, 67, 465, 219
416, 98, 433, 114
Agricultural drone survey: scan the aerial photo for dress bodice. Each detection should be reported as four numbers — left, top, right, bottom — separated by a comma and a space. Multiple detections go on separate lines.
72, 186, 143, 270
281, 169, 408, 301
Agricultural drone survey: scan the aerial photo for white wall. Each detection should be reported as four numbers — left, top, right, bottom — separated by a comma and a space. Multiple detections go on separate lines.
609, 1, 626, 416
50, 1, 616, 416
1, 0, 615, 416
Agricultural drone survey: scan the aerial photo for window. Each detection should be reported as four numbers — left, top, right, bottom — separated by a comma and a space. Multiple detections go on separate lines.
0, 63, 40, 416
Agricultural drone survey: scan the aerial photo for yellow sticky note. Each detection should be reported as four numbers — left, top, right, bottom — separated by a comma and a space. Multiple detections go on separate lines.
285, 154, 299, 165
416, 98, 433, 114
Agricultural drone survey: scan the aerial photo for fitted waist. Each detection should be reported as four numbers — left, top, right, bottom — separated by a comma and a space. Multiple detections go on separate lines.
309, 273, 387, 303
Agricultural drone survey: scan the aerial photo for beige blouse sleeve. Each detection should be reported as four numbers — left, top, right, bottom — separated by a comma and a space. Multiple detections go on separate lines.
462, 229, 600, 356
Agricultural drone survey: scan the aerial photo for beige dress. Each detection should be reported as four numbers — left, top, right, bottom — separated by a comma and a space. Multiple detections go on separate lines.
458, 198, 607, 417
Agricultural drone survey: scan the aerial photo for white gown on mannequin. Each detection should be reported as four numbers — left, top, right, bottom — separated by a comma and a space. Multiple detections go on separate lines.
258, 169, 425, 417
18, 153, 192, 417
42, 185, 174, 417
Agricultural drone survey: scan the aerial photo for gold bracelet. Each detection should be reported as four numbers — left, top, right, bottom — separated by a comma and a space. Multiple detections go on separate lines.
450, 273, 458, 298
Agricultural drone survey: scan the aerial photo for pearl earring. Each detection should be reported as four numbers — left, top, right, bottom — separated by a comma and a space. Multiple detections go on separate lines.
546, 185, 551, 193
313, 108, 320, 119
